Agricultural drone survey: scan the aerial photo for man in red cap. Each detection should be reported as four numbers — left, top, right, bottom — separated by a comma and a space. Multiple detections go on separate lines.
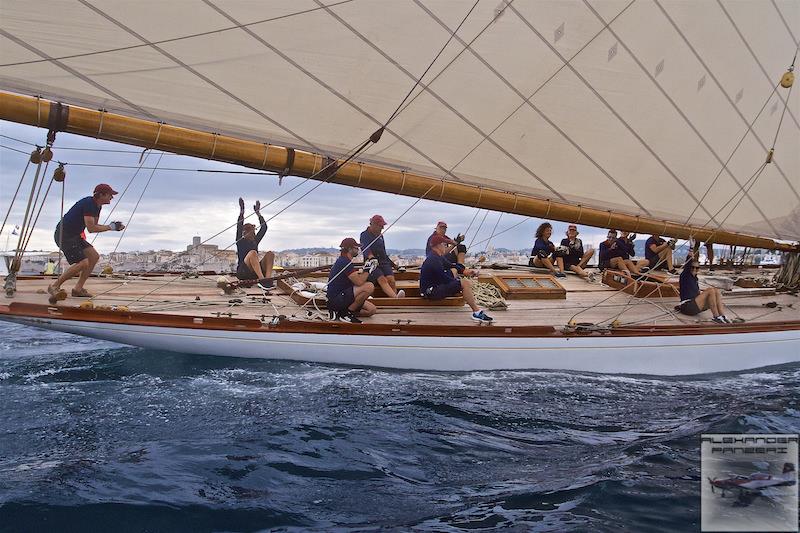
326, 237, 377, 323
47, 183, 124, 303
425, 221, 466, 265
359, 214, 405, 299
421, 234, 493, 323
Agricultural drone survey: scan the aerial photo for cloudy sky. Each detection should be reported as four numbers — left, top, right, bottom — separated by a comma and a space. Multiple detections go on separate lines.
1, 119, 612, 254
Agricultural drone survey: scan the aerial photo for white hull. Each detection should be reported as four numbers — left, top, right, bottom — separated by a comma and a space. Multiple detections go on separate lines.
4, 315, 800, 375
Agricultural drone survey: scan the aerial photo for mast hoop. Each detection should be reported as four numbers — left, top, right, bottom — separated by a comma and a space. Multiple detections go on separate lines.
210, 133, 219, 159
96, 108, 106, 138
262, 143, 270, 169
545, 199, 552, 218
152, 121, 164, 148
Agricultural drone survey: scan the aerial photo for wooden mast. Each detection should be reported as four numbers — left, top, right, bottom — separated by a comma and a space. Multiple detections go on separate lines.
1, 91, 795, 252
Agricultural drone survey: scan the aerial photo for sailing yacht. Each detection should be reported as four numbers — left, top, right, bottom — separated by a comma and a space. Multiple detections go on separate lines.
1, 0, 799, 374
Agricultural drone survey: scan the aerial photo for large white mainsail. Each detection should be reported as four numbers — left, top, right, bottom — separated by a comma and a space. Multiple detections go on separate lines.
0, 0, 798, 240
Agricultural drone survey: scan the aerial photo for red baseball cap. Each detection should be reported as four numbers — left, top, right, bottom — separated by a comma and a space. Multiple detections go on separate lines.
429, 234, 451, 248
94, 183, 118, 195
436, 220, 447, 227
340, 237, 359, 249
370, 214, 387, 227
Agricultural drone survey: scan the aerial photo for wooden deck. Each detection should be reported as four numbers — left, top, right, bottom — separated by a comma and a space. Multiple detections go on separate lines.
2, 266, 797, 328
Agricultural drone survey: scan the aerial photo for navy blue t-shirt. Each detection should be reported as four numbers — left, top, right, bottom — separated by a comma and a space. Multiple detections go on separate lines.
560, 238, 584, 264
327, 256, 355, 298
599, 240, 624, 263
679, 263, 700, 301
58, 196, 100, 238
236, 214, 267, 268
616, 237, 635, 260
420, 253, 461, 291
531, 238, 554, 259
360, 229, 389, 264
645, 236, 665, 264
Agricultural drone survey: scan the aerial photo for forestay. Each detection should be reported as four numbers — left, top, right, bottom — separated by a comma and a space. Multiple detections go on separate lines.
0, 0, 798, 240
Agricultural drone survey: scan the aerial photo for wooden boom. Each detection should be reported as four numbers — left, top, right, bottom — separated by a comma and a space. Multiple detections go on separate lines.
1, 91, 795, 252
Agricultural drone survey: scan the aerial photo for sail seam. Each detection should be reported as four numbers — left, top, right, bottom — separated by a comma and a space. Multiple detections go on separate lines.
653, 0, 800, 203
508, 4, 724, 228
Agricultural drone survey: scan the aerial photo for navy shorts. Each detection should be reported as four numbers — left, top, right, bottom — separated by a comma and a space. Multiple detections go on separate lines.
54, 228, 92, 265
424, 279, 462, 300
367, 262, 393, 283
328, 288, 356, 313
236, 263, 258, 280
678, 298, 702, 316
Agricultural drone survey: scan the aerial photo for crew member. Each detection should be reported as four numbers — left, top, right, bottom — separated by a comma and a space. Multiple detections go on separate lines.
235, 198, 275, 287
677, 254, 730, 323
360, 214, 404, 298
425, 221, 466, 264
560, 224, 594, 280
642, 233, 677, 273
421, 234, 493, 323
326, 237, 377, 323
529, 222, 566, 278
47, 183, 124, 303
598, 229, 641, 274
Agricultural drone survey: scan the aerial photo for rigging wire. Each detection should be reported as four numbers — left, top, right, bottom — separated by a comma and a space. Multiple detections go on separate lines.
0, 0, 358, 68
90, 151, 154, 245
111, 152, 165, 254
382, 0, 481, 127
0, 156, 31, 239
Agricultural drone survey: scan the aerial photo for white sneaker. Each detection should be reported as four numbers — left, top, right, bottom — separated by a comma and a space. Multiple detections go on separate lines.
396, 289, 406, 298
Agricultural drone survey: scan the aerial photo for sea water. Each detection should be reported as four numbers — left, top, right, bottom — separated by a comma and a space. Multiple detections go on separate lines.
1, 321, 798, 532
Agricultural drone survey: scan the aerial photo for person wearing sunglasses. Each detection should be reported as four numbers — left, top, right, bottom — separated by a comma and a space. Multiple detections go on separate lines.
677, 254, 731, 323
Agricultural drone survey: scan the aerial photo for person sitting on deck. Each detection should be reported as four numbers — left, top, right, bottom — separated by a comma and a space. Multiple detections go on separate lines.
560, 224, 594, 280
235, 198, 275, 288
641, 233, 677, 274
326, 237, 377, 324
47, 183, 125, 304
676, 254, 730, 323
421, 234, 493, 323
529, 222, 567, 278
425, 221, 466, 264
598, 229, 641, 275
360, 214, 405, 298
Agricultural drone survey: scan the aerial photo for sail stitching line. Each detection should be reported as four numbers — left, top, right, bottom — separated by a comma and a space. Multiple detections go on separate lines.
314, 0, 568, 201
203, 0, 463, 184
80, 0, 327, 156
0, 28, 154, 119
508, 4, 723, 227
716, 0, 800, 131
655, 0, 800, 202
416, 0, 651, 216
0, 0, 359, 68
591, 0, 786, 238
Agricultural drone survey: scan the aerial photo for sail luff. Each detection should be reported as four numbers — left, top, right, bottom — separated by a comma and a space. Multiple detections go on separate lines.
1, 91, 795, 252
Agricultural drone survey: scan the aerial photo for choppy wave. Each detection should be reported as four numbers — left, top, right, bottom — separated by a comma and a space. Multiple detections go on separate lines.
0, 321, 798, 532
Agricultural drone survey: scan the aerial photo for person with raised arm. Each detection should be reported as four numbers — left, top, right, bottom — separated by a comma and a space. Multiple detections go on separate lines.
235, 197, 275, 288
